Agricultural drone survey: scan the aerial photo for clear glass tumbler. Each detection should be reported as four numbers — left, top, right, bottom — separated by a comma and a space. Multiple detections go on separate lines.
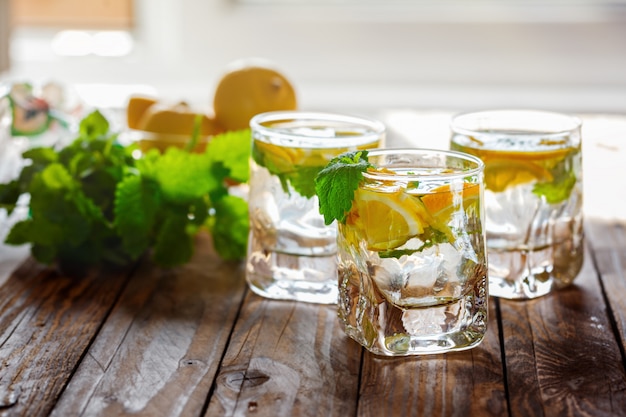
337, 149, 488, 355
246, 111, 385, 304
450, 109, 584, 300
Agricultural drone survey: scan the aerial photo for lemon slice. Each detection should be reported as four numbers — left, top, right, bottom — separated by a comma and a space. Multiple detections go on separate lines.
253, 140, 350, 173
253, 140, 305, 173
353, 188, 428, 251
421, 183, 480, 223
483, 159, 552, 192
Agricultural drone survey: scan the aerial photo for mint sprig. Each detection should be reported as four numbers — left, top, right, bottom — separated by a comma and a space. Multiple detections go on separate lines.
314, 150, 372, 225
0, 110, 251, 271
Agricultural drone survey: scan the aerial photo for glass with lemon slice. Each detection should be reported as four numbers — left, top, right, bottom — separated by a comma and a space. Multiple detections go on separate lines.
337, 149, 488, 356
450, 110, 583, 300
246, 111, 385, 304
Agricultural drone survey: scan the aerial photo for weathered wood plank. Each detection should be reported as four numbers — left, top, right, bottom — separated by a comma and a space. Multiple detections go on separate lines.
357, 300, 506, 417
586, 218, 626, 349
206, 293, 362, 417
0, 258, 132, 417
50, 233, 246, 417
0, 207, 30, 288
500, 241, 626, 417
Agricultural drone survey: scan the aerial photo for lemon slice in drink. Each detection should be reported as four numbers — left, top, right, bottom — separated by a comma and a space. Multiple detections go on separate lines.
253, 140, 304, 173
354, 188, 429, 251
483, 159, 552, 192
421, 182, 480, 223
253, 141, 343, 173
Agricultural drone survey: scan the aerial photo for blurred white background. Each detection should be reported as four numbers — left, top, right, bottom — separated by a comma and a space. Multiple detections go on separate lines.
1, 0, 626, 114
0, 0, 625, 223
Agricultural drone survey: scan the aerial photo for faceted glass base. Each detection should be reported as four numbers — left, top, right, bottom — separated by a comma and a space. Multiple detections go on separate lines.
487, 242, 584, 300
339, 276, 488, 356
246, 239, 338, 304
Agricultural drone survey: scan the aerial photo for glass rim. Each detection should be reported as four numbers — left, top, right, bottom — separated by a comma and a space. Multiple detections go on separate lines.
250, 111, 386, 145
450, 109, 582, 137
363, 148, 484, 182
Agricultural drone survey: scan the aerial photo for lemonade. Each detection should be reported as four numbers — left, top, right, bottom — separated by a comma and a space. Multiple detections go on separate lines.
246, 112, 384, 304
450, 110, 584, 299
333, 149, 488, 355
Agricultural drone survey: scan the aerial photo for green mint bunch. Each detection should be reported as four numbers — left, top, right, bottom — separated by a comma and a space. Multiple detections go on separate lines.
0, 110, 250, 272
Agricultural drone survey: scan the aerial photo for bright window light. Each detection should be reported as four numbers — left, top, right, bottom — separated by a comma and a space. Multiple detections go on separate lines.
92, 31, 133, 57
51, 30, 92, 56
51, 30, 133, 57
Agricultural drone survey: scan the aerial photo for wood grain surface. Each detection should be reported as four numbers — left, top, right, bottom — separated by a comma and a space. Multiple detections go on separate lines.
207, 293, 361, 416
0, 259, 132, 417
50, 234, 246, 417
0, 221, 625, 417
499, 241, 626, 417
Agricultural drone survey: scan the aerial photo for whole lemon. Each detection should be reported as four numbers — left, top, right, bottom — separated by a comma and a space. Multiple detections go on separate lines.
213, 60, 297, 131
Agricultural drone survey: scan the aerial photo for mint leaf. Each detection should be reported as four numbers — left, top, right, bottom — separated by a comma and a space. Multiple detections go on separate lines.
154, 148, 218, 204
5, 219, 40, 245
533, 174, 576, 204
79, 109, 109, 139
315, 150, 372, 225
153, 213, 193, 267
135, 148, 160, 177
114, 175, 161, 258
23, 147, 58, 164
206, 129, 251, 183
39, 163, 74, 190
72, 188, 107, 224
532, 152, 577, 204
280, 165, 321, 199
0, 181, 21, 214
27, 166, 103, 248
211, 195, 249, 261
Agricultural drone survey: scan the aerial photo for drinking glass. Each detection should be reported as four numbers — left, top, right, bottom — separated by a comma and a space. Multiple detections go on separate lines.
450, 109, 583, 300
246, 111, 385, 304
337, 148, 488, 356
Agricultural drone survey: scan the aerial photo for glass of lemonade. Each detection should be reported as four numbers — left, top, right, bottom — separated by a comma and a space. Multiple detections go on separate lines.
335, 149, 488, 355
246, 111, 385, 304
450, 109, 583, 300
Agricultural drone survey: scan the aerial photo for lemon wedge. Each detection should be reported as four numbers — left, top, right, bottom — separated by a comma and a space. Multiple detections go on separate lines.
126, 96, 157, 130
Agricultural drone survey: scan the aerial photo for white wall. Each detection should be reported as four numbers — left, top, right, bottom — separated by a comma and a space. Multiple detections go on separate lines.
5, 0, 626, 113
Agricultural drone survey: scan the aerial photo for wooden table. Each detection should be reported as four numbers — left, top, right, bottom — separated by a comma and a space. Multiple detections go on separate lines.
1, 112, 626, 417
